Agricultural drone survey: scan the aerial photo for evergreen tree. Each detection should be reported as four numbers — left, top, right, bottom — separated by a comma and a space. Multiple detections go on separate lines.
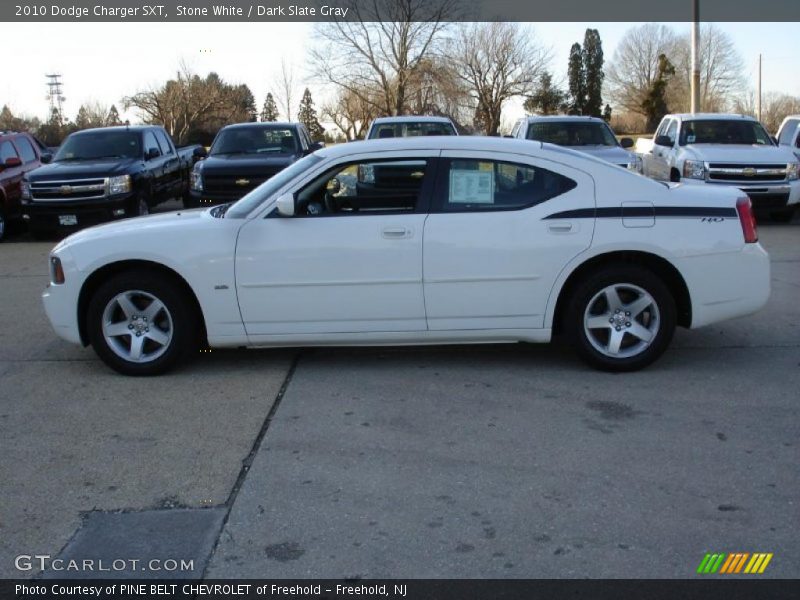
602, 104, 612, 122
524, 72, 567, 115
583, 29, 604, 117
297, 88, 325, 141
567, 43, 586, 115
107, 105, 122, 126
261, 93, 279, 122
642, 54, 676, 132
75, 105, 91, 130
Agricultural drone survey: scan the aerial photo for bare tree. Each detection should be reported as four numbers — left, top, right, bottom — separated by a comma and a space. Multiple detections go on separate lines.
606, 24, 680, 118
322, 87, 380, 140
274, 57, 297, 122
734, 90, 800, 133
447, 22, 550, 135
310, 0, 456, 117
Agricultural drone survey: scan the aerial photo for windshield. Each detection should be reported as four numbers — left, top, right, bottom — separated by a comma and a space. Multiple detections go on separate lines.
679, 120, 773, 146
368, 121, 456, 139
211, 127, 298, 155
54, 131, 141, 161
526, 121, 618, 147
226, 153, 324, 218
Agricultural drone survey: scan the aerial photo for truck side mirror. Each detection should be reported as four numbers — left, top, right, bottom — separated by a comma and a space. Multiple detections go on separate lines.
4, 157, 22, 168
193, 146, 208, 160
40, 152, 53, 164
654, 135, 673, 147
145, 147, 161, 160
275, 192, 295, 217
620, 137, 634, 148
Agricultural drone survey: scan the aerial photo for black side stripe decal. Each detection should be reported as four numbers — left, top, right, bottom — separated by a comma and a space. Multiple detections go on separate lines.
543, 206, 738, 220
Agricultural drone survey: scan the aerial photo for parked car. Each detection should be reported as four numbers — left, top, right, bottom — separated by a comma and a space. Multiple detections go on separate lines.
42, 136, 769, 376
775, 115, 800, 161
365, 116, 458, 139
511, 115, 642, 173
188, 122, 322, 207
638, 113, 800, 222
0, 131, 52, 241
21, 126, 202, 237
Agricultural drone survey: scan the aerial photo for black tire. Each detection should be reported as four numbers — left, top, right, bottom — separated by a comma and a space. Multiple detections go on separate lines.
132, 191, 150, 217
769, 206, 796, 223
565, 265, 677, 372
87, 270, 199, 375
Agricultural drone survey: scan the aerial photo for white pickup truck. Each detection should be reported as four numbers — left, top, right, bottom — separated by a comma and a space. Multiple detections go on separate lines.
776, 115, 800, 161
637, 113, 800, 221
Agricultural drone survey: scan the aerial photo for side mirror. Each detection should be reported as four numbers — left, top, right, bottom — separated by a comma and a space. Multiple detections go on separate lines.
4, 157, 22, 168
145, 147, 161, 160
654, 135, 673, 147
275, 192, 295, 217
503, 135, 515, 139
620, 137, 634, 149
305, 142, 325, 154
193, 146, 208, 159
40, 152, 53, 164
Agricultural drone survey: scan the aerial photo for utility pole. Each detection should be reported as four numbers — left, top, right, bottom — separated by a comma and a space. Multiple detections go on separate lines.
691, 0, 701, 113
45, 74, 66, 123
756, 54, 762, 121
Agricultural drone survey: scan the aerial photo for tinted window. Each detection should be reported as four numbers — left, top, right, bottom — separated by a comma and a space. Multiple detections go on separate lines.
155, 130, 174, 155
778, 119, 799, 145
0, 141, 19, 162
295, 159, 429, 216
211, 127, 298, 155
55, 131, 142, 160
143, 132, 160, 156
368, 121, 456, 139
14, 136, 38, 163
526, 121, 618, 147
679, 119, 772, 146
438, 159, 576, 212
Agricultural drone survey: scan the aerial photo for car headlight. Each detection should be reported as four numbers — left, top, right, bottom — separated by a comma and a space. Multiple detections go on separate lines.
190, 168, 203, 191
627, 155, 643, 174
787, 162, 799, 181
21, 180, 31, 200
108, 174, 132, 195
682, 159, 706, 180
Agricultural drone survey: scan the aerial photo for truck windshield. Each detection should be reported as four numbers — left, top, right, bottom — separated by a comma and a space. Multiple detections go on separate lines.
368, 121, 456, 139
55, 131, 142, 161
526, 121, 618, 147
226, 153, 324, 218
211, 127, 298, 155
679, 120, 773, 146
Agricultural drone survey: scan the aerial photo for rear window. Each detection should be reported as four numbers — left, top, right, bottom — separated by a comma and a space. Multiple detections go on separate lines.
368, 121, 456, 139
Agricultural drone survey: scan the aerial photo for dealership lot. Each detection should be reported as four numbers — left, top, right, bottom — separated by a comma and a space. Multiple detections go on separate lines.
0, 215, 797, 578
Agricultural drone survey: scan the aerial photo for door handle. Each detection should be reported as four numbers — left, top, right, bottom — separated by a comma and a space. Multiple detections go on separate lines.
382, 227, 411, 239
547, 222, 574, 233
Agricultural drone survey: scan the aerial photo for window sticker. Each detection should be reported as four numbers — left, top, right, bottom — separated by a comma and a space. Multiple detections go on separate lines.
686, 134, 696, 143
449, 169, 494, 204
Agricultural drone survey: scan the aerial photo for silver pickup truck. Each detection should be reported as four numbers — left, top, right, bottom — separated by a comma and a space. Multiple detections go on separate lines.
637, 113, 800, 221
776, 115, 800, 161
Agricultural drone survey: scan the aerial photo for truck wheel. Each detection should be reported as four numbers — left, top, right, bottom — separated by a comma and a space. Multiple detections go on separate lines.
136, 194, 150, 216
87, 270, 198, 375
769, 206, 796, 223
566, 265, 676, 372
669, 168, 681, 182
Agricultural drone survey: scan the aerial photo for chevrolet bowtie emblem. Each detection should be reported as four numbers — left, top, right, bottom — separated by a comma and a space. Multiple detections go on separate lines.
235, 178, 250, 186
60, 185, 72, 194
742, 168, 756, 177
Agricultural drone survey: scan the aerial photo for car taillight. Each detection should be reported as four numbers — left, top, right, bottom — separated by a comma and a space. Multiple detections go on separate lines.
736, 196, 758, 243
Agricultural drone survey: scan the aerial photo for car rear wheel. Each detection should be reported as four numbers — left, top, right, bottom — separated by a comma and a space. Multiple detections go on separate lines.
566, 265, 676, 371
87, 271, 197, 375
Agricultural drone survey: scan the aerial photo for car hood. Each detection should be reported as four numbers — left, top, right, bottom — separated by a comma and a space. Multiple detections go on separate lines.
565, 145, 635, 165
198, 154, 297, 176
682, 145, 797, 163
28, 158, 140, 180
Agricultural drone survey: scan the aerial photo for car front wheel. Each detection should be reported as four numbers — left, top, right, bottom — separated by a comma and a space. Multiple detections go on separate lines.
566, 266, 676, 371
87, 271, 197, 375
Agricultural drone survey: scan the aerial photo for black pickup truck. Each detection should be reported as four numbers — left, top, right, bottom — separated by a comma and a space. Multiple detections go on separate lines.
21, 125, 202, 236
187, 122, 322, 207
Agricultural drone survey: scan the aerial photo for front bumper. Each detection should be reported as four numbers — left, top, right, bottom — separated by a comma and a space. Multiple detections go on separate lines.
41, 250, 84, 346
22, 194, 136, 232
680, 178, 800, 209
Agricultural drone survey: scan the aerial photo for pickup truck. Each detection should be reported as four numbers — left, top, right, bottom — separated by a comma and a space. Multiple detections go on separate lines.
638, 113, 800, 221
776, 115, 800, 161
0, 131, 53, 241
188, 122, 322, 207
21, 125, 203, 236
510, 115, 642, 172
365, 116, 458, 139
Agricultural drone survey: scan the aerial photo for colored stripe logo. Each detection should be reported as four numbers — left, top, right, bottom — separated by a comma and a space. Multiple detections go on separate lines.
697, 552, 773, 574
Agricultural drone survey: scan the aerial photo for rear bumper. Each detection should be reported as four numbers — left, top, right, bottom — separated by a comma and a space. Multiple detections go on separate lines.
22, 194, 136, 232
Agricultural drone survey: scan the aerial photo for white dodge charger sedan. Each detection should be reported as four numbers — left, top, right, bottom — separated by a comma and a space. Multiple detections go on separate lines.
42, 137, 770, 375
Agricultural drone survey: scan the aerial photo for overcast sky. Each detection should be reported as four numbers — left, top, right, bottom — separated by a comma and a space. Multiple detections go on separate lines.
2, 21, 797, 128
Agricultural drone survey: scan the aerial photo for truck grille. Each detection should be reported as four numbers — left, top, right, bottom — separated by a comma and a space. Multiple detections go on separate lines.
30, 178, 106, 201
707, 163, 787, 183
203, 171, 278, 197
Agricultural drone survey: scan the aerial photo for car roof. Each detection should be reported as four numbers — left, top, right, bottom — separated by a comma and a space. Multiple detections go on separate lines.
317, 136, 544, 159
669, 113, 758, 122
521, 115, 606, 123
220, 122, 299, 130
371, 116, 454, 124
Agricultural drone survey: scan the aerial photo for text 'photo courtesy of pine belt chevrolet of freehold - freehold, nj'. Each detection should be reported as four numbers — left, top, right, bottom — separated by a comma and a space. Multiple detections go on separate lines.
0, 1, 798, 599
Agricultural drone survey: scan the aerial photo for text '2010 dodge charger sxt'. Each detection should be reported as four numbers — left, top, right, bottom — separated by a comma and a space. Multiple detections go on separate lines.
42, 137, 770, 375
